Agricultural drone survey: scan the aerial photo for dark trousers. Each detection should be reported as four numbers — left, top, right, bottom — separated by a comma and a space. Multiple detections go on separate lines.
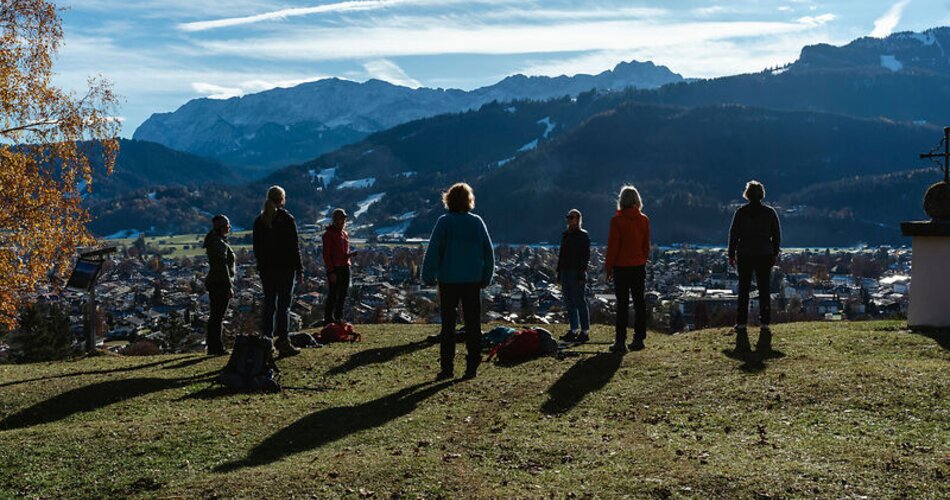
438, 283, 482, 373
261, 270, 295, 341
614, 265, 647, 344
324, 266, 351, 324
207, 289, 230, 353
736, 254, 773, 326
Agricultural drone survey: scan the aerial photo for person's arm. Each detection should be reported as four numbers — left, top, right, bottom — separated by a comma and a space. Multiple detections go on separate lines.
770, 208, 782, 266
605, 218, 619, 279
322, 231, 335, 272
579, 232, 591, 281
556, 235, 564, 283
288, 216, 303, 273
771, 208, 782, 256
641, 217, 651, 262
480, 217, 495, 288
421, 218, 444, 285
252, 219, 263, 271
727, 209, 740, 265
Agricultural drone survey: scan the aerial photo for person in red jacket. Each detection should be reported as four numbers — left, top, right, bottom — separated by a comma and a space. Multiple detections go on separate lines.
605, 185, 651, 353
322, 208, 354, 324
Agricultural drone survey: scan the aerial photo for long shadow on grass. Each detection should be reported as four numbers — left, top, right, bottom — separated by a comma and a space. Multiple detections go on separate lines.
325, 340, 432, 376
0, 371, 216, 430
541, 352, 622, 415
909, 330, 949, 351
216, 380, 455, 472
722, 349, 786, 373
0, 357, 189, 389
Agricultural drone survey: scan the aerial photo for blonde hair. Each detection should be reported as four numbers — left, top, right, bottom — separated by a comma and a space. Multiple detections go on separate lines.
443, 182, 475, 213
567, 208, 583, 228
617, 185, 643, 210
743, 180, 765, 202
261, 185, 286, 228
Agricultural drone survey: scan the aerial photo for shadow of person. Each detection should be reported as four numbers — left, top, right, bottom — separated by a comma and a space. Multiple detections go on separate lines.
909, 330, 950, 351
325, 340, 432, 376
722, 348, 786, 373
0, 371, 216, 431
541, 352, 622, 415
0, 357, 184, 390
161, 355, 217, 370
216, 380, 456, 473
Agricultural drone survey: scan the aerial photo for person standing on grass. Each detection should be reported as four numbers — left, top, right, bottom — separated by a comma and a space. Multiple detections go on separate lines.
605, 185, 651, 354
557, 209, 591, 343
421, 182, 495, 381
728, 180, 781, 354
253, 185, 303, 358
203, 214, 235, 356
322, 208, 355, 325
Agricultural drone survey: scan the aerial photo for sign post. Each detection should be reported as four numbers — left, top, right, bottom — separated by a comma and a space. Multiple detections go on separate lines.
66, 246, 116, 353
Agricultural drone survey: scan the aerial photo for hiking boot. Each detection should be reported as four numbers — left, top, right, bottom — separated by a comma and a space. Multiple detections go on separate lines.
560, 330, 579, 342
757, 326, 772, 353
276, 339, 301, 357
435, 370, 454, 381
575, 331, 590, 343
628, 339, 645, 351
734, 327, 752, 354
426, 333, 442, 343
461, 369, 477, 380
609, 342, 627, 354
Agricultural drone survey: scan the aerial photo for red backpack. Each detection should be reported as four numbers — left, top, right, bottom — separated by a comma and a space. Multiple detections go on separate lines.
314, 322, 361, 343
487, 329, 541, 362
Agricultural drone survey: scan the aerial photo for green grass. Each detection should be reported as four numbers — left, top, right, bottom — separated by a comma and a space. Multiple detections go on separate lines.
0, 321, 947, 498
107, 231, 253, 258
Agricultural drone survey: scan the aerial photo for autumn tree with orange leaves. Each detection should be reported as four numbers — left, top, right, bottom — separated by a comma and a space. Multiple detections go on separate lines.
0, 0, 119, 327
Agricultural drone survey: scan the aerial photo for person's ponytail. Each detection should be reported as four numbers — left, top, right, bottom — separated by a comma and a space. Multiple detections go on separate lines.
261, 185, 286, 228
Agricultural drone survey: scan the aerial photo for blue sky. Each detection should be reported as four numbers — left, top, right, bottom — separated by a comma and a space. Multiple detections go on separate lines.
57, 0, 949, 135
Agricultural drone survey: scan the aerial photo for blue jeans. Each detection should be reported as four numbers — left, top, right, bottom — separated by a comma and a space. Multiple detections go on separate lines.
261, 270, 295, 341
561, 269, 590, 331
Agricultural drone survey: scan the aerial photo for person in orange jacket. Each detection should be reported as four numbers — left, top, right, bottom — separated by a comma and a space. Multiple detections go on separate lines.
605, 185, 651, 353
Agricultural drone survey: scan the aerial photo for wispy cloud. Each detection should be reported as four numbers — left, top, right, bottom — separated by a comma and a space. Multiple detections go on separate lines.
362, 59, 421, 88
196, 18, 833, 62
797, 13, 836, 26
178, 0, 517, 32
870, 0, 911, 38
191, 76, 332, 98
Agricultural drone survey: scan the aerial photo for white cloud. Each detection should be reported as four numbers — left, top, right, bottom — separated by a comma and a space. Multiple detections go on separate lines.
870, 0, 911, 38
520, 29, 846, 80
178, 0, 520, 32
778, 6, 794, 13
797, 14, 836, 26
191, 76, 332, 98
196, 18, 833, 62
362, 59, 421, 88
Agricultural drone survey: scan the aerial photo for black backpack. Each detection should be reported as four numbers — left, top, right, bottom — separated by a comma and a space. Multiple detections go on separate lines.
216, 335, 281, 393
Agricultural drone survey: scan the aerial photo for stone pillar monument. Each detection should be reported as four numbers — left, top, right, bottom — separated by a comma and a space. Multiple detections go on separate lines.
901, 127, 950, 330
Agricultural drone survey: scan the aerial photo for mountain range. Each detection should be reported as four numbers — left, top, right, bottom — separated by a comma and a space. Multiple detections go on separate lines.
132, 61, 683, 175
91, 28, 950, 245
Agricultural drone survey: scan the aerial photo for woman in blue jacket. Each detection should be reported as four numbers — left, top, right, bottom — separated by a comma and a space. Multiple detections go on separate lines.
421, 182, 495, 380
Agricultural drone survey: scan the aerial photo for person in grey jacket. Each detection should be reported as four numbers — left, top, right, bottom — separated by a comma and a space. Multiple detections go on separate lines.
727, 180, 781, 354
421, 182, 494, 381
203, 214, 236, 356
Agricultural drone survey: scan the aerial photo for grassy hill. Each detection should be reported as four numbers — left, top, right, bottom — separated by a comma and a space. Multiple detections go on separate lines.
0, 321, 946, 498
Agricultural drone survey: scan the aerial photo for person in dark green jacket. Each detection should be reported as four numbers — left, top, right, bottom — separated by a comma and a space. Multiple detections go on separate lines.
422, 182, 494, 381
203, 214, 236, 356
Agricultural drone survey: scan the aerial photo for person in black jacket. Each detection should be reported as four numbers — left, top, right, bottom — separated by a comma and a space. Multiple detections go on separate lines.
203, 214, 235, 356
557, 209, 591, 343
728, 180, 781, 354
253, 185, 304, 357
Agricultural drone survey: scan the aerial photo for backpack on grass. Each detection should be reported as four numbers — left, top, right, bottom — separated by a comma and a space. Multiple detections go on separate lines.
482, 326, 518, 350
216, 335, 281, 393
315, 322, 361, 343
487, 328, 541, 362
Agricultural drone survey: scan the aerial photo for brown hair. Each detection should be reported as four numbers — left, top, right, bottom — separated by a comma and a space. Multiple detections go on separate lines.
743, 180, 765, 202
442, 182, 475, 213
261, 185, 286, 228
